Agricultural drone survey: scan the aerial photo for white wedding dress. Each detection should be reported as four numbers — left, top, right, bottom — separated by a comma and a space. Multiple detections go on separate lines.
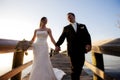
29, 31, 65, 80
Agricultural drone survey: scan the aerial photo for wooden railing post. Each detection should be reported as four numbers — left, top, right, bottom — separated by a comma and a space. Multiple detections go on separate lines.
92, 51, 104, 80
11, 39, 30, 80
11, 51, 24, 80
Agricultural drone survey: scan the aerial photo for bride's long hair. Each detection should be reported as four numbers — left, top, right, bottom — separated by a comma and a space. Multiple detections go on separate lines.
39, 17, 47, 28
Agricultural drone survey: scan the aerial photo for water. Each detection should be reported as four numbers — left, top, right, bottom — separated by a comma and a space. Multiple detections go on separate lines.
0, 50, 33, 78
0, 53, 13, 75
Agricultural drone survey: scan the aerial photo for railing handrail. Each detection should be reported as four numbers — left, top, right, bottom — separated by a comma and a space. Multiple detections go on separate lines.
92, 38, 120, 57
0, 61, 32, 80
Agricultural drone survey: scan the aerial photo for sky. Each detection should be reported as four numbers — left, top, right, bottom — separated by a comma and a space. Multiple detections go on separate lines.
0, 0, 120, 50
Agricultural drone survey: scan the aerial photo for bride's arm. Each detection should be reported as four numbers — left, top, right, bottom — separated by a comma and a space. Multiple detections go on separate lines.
30, 30, 37, 43
48, 28, 56, 47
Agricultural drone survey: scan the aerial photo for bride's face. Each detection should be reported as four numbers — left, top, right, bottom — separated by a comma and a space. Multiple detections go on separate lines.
42, 18, 47, 25
40, 17, 47, 28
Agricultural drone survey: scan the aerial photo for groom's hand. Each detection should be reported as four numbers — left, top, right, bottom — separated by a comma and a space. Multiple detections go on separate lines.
55, 46, 61, 52
85, 45, 91, 53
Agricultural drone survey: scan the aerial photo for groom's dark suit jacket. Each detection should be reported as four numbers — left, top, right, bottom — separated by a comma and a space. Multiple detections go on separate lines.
56, 23, 91, 56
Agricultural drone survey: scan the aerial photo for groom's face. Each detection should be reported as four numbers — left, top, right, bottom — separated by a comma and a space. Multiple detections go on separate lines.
67, 14, 75, 23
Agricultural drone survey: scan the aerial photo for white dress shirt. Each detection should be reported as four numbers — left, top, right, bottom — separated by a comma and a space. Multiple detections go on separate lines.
71, 22, 77, 32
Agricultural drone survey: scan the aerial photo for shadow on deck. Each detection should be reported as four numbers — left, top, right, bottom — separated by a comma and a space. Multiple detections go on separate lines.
22, 53, 92, 80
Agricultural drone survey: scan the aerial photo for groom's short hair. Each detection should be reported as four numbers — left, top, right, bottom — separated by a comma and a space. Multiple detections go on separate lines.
67, 12, 75, 17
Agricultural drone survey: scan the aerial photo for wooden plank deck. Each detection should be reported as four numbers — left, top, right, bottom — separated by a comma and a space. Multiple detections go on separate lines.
22, 53, 92, 80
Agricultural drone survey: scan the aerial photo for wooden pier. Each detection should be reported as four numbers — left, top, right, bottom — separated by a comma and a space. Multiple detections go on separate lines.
22, 53, 92, 80
0, 38, 120, 80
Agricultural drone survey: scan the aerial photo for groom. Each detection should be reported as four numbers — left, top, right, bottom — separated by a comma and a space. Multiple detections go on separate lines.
55, 12, 91, 80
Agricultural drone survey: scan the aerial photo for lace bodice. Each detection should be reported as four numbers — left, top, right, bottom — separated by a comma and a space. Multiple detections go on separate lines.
36, 31, 48, 43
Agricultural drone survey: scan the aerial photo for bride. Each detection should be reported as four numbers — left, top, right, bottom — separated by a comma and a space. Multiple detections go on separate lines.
29, 17, 65, 80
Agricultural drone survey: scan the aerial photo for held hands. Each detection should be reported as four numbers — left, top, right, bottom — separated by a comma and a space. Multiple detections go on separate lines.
55, 46, 61, 52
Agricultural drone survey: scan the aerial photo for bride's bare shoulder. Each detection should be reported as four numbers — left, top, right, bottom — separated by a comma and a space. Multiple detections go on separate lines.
46, 28, 51, 33
47, 28, 51, 31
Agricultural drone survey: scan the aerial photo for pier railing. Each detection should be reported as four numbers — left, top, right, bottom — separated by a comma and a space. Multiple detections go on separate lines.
0, 39, 32, 80
84, 38, 120, 80
0, 38, 120, 80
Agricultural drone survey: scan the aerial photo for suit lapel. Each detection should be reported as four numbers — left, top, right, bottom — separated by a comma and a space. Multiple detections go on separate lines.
70, 23, 79, 33
69, 24, 76, 33
76, 23, 78, 33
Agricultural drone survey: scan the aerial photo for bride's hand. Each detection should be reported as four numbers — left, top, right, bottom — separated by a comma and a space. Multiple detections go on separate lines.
28, 41, 32, 46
